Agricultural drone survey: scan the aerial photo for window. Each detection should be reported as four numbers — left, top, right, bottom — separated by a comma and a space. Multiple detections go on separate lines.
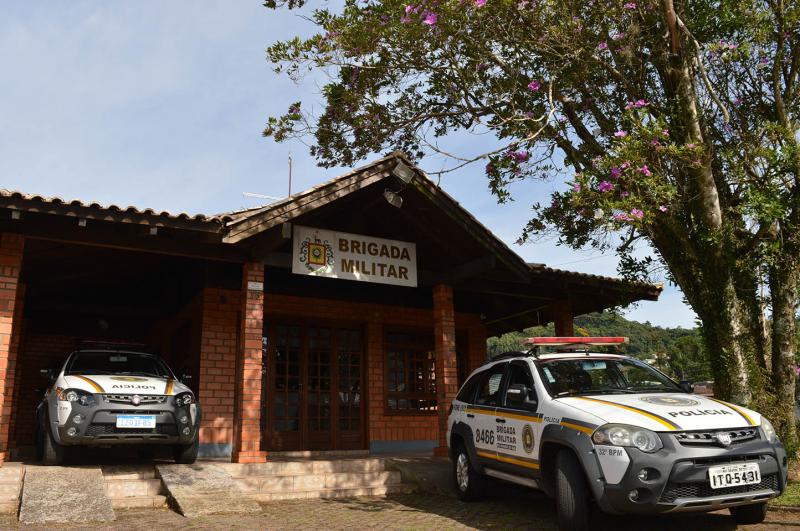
386, 331, 437, 413
456, 372, 482, 403
536, 357, 680, 397
502, 362, 536, 407
475, 363, 507, 406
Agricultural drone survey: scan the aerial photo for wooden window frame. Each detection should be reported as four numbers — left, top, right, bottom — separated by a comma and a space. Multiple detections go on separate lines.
384, 327, 438, 416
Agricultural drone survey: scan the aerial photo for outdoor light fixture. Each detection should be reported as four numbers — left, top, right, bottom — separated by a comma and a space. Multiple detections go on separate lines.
383, 189, 403, 208
78, 218, 87, 227
392, 161, 415, 184
149, 226, 158, 236
10, 210, 21, 220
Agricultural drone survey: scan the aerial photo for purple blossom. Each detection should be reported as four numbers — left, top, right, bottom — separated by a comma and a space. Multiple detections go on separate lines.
288, 104, 300, 114
423, 11, 438, 25
759, 57, 770, 65
686, 143, 695, 149
527, 80, 542, 92
405, 4, 415, 14
614, 212, 632, 222
620, 190, 629, 198
651, 139, 661, 147
623, 2, 637, 8
598, 180, 615, 193
598, 42, 608, 50
620, 162, 630, 170
612, 32, 625, 41
638, 165, 652, 177
573, 183, 581, 192
614, 130, 628, 138
659, 205, 668, 212
630, 208, 644, 220
610, 167, 622, 179
475, 0, 487, 7
661, 129, 669, 137
508, 150, 529, 162
733, 97, 742, 105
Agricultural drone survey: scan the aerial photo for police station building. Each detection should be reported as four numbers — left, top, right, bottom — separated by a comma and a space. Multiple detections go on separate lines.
0, 152, 661, 463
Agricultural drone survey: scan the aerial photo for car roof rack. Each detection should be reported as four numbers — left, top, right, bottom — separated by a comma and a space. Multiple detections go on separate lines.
523, 336, 629, 357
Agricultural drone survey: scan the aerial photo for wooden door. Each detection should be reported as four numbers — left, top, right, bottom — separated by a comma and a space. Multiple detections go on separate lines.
264, 322, 364, 451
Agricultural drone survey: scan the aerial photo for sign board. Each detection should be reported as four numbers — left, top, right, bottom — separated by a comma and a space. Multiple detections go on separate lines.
292, 225, 417, 287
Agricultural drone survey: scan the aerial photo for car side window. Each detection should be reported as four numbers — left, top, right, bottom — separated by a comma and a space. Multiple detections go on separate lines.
502, 362, 537, 407
475, 363, 507, 407
456, 373, 481, 403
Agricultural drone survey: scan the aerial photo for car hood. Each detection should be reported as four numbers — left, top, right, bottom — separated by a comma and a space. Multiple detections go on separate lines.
63, 374, 189, 396
556, 393, 761, 432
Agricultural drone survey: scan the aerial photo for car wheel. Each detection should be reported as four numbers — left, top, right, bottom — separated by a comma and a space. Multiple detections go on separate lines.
452, 444, 486, 501
173, 434, 199, 464
555, 449, 589, 531
40, 423, 64, 466
729, 502, 768, 524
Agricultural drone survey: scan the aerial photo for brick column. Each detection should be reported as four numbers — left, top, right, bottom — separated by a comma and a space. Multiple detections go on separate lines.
433, 284, 458, 457
552, 299, 574, 336
0, 234, 24, 465
232, 262, 267, 463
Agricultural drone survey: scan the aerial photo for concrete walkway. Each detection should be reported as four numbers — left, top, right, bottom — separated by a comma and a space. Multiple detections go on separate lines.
156, 463, 262, 517
19, 466, 115, 524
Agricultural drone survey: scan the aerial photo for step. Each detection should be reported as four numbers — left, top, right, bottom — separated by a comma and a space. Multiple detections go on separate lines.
234, 470, 402, 493
156, 464, 261, 517
220, 457, 388, 477
251, 483, 417, 502
110, 495, 167, 509
105, 478, 163, 498
268, 450, 370, 459
0, 500, 19, 515
101, 465, 157, 480
0, 481, 22, 502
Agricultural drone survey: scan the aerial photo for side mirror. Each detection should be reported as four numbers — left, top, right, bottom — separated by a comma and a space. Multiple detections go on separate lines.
679, 381, 694, 393
506, 384, 538, 411
180, 374, 192, 383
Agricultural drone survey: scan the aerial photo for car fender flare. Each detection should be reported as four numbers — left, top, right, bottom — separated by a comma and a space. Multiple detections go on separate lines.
539, 423, 605, 504
450, 421, 485, 474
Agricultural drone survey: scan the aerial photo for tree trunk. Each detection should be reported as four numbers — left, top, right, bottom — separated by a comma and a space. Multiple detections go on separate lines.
769, 263, 798, 448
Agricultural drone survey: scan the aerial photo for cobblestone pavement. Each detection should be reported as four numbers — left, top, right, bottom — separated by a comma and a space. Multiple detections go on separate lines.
2, 493, 798, 530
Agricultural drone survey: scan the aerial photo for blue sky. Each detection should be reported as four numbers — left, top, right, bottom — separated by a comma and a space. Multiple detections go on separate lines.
0, 1, 697, 328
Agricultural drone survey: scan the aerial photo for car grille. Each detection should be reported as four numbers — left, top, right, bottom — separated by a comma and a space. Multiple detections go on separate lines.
674, 428, 759, 446
85, 423, 178, 436
103, 394, 167, 404
659, 473, 778, 503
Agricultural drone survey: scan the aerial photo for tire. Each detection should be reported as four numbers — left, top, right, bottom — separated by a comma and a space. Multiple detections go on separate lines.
40, 422, 65, 466
173, 434, 199, 464
452, 444, 486, 501
555, 450, 589, 531
729, 502, 768, 524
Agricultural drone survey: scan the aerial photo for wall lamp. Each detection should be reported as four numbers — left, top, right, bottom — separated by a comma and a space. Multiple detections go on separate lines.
383, 189, 403, 208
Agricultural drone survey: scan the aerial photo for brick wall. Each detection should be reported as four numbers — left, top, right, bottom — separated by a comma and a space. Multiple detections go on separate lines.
0, 233, 24, 463
197, 287, 240, 455
261, 292, 487, 449
433, 285, 457, 456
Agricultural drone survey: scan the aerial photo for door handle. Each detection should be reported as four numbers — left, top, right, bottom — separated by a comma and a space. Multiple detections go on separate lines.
495, 418, 506, 424
466, 413, 475, 418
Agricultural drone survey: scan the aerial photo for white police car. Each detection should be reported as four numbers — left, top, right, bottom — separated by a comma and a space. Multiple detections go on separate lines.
447, 337, 788, 530
36, 347, 200, 465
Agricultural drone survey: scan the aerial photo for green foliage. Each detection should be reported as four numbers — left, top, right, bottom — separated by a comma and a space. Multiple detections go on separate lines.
488, 311, 712, 382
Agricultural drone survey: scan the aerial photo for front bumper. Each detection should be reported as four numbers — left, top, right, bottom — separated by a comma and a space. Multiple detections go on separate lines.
594, 430, 788, 514
54, 395, 200, 446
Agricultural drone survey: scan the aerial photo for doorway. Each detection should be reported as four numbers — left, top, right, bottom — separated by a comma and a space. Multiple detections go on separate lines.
263, 322, 365, 451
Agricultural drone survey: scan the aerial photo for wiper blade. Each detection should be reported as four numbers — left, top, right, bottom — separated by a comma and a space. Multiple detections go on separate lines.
555, 389, 637, 397
626, 387, 678, 393
118, 371, 160, 377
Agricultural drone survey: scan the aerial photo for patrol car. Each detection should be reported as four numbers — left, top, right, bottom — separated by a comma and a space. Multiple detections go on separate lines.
447, 337, 788, 530
35, 347, 200, 465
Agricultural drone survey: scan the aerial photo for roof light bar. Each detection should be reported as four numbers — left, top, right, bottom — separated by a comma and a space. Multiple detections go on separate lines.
523, 337, 628, 346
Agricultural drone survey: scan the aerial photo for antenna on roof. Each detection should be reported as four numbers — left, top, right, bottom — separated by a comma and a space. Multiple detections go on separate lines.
288, 152, 293, 196
242, 192, 284, 201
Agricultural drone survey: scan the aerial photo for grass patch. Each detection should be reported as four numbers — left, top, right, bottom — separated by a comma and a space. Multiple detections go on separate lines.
771, 481, 800, 507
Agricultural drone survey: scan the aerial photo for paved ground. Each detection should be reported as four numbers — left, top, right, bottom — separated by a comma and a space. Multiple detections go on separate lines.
1, 492, 798, 530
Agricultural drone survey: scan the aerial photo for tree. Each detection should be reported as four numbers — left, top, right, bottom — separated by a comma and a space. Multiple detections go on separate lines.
263, 0, 800, 446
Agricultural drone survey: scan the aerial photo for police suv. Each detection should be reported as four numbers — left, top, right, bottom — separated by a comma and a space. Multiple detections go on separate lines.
36, 347, 200, 465
447, 337, 788, 530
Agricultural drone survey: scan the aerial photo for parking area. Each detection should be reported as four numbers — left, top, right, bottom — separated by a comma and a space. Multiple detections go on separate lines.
2, 493, 799, 530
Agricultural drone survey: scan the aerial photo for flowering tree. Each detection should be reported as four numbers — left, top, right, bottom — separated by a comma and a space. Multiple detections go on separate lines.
264, 0, 800, 444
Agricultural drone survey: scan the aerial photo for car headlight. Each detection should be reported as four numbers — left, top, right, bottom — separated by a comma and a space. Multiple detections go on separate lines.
592, 424, 663, 453
175, 392, 194, 406
55, 387, 96, 406
761, 417, 780, 444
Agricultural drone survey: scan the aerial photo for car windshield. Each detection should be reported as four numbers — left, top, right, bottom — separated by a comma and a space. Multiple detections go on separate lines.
536, 357, 681, 397
65, 351, 172, 378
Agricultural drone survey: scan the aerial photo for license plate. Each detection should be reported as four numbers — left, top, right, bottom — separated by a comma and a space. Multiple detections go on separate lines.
708, 463, 761, 489
115, 415, 156, 429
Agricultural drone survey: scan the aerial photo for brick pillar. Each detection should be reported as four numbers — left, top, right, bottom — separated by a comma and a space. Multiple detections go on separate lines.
433, 285, 458, 457
467, 325, 488, 374
232, 263, 267, 463
0, 234, 24, 465
552, 299, 574, 336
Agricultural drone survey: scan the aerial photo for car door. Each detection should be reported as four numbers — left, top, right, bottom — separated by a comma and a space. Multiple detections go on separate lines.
469, 362, 507, 468
493, 360, 541, 478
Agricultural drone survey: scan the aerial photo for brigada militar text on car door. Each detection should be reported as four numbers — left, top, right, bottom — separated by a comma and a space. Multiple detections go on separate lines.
447, 337, 788, 531
36, 346, 200, 465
